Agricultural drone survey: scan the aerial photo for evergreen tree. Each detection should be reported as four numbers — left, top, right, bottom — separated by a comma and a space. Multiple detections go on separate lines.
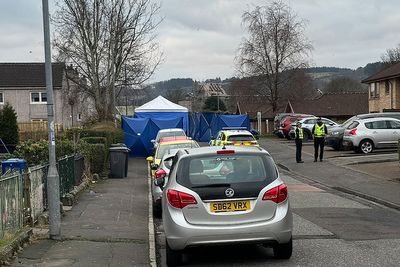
0, 102, 19, 144
203, 96, 227, 111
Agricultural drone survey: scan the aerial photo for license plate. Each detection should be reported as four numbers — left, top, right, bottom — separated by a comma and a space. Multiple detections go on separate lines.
210, 201, 250, 213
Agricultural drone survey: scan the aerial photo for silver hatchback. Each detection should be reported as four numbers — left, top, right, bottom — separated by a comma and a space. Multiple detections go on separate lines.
160, 146, 293, 266
343, 117, 400, 154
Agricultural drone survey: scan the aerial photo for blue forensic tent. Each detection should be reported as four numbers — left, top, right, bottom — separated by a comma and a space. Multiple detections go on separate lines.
189, 113, 250, 142
134, 96, 189, 132
122, 96, 188, 157
122, 116, 184, 157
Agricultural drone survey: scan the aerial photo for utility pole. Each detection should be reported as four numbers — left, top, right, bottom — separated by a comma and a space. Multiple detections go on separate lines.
42, 0, 61, 239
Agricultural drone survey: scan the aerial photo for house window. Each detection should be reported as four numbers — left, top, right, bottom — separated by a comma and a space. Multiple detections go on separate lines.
370, 83, 375, 98
30, 92, 47, 104
385, 81, 391, 95
375, 82, 380, 97
0, 92, 3, 104
77, 113, 82, 121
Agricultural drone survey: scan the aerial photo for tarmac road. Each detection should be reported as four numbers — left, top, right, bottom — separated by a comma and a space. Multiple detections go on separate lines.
154, 138, 400, 266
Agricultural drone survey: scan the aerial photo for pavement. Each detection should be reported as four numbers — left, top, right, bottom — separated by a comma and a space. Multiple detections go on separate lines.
10, 158, 151, 267
259, 138, 400, 210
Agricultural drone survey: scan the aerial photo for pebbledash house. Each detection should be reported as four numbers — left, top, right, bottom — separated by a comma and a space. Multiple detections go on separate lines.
0, 62, 93, 128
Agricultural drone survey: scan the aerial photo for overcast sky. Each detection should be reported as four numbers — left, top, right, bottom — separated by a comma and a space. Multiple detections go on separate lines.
0, 0, 399, 82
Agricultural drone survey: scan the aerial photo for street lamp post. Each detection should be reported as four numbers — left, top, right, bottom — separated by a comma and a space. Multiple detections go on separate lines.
42, 0, 61, 240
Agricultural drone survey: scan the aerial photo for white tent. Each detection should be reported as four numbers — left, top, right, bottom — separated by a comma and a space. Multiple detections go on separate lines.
134, 95, 189, 131
135, 95, 188, 112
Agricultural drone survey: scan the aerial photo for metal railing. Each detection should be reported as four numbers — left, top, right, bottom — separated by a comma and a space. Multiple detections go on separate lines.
0, 172, 23, 239
58, 155, 75, 197
1, 154, 87, 229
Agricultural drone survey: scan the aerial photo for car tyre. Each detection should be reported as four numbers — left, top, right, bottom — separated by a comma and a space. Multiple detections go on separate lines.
359, 139, 373, 154
273, 238, 293, 259
303, 131, 310, 142
152, 201, 162, 218
166, 240, 183, 266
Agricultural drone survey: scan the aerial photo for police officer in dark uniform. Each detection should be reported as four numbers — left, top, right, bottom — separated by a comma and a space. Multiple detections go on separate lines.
312, 117, 328, 162
295, 121, 304, 163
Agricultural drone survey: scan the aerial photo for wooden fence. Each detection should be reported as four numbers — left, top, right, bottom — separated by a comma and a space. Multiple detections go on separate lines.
18, 122, 63, 141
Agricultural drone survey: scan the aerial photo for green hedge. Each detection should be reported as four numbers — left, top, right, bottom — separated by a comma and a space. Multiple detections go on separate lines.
12, 139, 75, 166
80, 137, 107, 145
78, 141, 107, 174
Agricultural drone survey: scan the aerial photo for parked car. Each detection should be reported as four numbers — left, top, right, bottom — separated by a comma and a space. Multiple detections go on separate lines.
288, 117, 339, 141
151, 128, 186, 149
326, 112, 400, 150
210, 128, 258, 146
161, 146, 293, 266
274, 113, 311, 137
279, 115, 313, 139
152, 149, 180, 218
146, 137, 199, 177
342, 117, 400, 154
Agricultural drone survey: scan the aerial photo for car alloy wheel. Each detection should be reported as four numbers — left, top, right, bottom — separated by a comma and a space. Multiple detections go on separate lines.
360, 140, 373, 154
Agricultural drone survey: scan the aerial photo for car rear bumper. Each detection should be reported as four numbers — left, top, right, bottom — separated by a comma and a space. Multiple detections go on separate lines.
164, 202, 292, 250
342, 138, 354, 148
326, 136, 341, 147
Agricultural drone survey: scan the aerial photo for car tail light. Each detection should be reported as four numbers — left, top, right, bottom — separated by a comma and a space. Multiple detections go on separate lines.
262, 184, 288, 203
155, 169, 166, 179
349, 128, 357, 135
167, 189, 197, 209
217, 150, 235, 154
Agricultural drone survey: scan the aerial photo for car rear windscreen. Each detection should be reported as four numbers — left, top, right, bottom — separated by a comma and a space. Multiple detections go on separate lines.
227, 135, 255, 141
156, 142, 199, 159
176, 153, 278, 189
158, 131, 185, 140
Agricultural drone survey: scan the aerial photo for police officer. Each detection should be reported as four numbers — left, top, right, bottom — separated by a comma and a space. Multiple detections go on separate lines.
295, 121, 304, 163
312, 117, 328, 162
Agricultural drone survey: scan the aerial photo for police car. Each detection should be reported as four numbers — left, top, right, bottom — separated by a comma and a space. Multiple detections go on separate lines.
209, 127, 259, 146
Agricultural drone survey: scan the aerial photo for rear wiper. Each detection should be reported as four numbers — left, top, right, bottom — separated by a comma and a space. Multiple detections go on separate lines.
192, 183, 231, 188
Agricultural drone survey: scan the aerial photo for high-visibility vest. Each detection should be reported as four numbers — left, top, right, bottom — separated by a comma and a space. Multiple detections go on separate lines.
314, 124, 326, 137
296, 127, 303, 139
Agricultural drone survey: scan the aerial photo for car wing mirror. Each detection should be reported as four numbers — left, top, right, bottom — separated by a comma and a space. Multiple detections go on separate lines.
154, 176, 166, 187
151, 163, 159, 170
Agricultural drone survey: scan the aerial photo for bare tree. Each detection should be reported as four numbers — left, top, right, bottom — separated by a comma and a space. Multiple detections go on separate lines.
381, 43, 400, 67
236, 1, 312, 112
166, 88, 184, 104
53, 0, 162, 121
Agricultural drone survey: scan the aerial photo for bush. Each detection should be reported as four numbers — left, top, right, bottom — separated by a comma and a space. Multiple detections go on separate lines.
0, 102, 19, 145
78, 141, 107, 174
80, 137, 107, 145
65, 122, 124, 147
12, 139, 75, 166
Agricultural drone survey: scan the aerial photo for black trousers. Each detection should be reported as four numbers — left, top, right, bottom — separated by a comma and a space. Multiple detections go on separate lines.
295, 139, 302, 162
314, 137, 325, 160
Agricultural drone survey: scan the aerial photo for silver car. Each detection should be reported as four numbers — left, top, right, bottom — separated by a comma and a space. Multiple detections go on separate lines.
151, 128, 186, 149
343, 117, 400, 154
289, 117, 339, 140
161, 146, 293, 266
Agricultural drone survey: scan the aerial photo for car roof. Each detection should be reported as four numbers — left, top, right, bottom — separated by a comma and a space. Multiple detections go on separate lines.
220, 129, 253, 135
180, 145, 267, 156
355, 117, 400, 123
159, 136, 190, 143
158, 128, 185, 133
158, 139, 198, 145
356, 112, 400, 119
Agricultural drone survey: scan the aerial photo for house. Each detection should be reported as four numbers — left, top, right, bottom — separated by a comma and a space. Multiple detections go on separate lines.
189, 82, 229, 111
0, 63, 93, 128
361, 62, 400, 112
